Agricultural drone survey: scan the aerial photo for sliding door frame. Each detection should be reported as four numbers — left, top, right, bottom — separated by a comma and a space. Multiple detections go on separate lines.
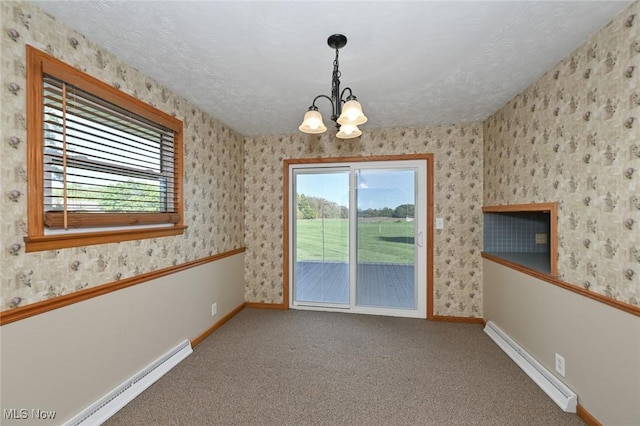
283, 154, 435, 320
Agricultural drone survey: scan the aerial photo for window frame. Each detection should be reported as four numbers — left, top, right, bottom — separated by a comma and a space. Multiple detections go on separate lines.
25, 45, 185, 252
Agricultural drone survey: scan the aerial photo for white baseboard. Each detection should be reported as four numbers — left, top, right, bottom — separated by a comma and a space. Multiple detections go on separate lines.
64, 339, 193, 426
484, 321, 577, 412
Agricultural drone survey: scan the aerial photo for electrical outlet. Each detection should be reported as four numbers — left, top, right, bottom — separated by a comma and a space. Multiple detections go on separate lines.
211, 303, 217, 316
435, 218, 444, 230
555, 353, 565, 377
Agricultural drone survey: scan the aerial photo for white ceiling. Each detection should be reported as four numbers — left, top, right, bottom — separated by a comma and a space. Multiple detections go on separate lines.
33, 1, 631, 137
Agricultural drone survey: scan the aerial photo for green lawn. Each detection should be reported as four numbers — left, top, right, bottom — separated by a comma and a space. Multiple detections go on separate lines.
295, 218, 415, 263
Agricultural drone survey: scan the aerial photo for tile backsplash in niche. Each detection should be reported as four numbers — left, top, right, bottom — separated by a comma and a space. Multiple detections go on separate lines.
483, 212, 550, 254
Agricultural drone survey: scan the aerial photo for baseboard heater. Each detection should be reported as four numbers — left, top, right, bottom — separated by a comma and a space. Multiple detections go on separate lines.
484, 321, 577, 413
64, 339, 193, 426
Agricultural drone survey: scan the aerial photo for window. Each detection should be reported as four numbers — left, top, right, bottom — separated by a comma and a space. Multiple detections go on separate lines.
25, 46, 185, 252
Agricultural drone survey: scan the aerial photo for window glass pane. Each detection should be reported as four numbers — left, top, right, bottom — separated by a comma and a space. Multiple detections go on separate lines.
42, 76, 175, 215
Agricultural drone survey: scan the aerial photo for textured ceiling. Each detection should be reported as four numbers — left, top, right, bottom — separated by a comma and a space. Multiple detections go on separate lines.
33, 1, 632, 137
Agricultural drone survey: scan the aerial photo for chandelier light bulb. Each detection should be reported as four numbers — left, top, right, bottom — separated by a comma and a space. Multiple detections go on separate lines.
299, 110, 327, 134
336, 124, 362, 139
337, 100, 368, 126
308, 117, 320, 130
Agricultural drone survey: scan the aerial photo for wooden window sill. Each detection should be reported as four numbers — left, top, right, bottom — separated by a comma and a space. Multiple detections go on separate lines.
24, 225, 187, 252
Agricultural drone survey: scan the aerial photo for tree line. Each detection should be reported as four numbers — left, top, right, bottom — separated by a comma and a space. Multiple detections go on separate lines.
296, 193, 414, 220
50, 180, 162, 212
296, 194, 348, 219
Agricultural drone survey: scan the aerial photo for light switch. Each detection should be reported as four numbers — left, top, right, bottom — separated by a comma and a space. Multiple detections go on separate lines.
435, 217, 444, 230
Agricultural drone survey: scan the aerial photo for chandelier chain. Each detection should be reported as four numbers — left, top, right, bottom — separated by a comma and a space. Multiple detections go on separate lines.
331, 48, 342, 121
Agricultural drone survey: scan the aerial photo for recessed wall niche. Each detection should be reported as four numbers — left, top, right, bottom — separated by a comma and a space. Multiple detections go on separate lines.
482, 203, 557, 276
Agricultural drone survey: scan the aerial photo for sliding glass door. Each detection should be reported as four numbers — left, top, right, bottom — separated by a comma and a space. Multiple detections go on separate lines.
355, 168, 418, 310
293, 169, 350, 306
291, 160, 426, 318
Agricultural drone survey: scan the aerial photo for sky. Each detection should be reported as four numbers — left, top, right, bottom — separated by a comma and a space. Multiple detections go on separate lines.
295, 169, 415, 210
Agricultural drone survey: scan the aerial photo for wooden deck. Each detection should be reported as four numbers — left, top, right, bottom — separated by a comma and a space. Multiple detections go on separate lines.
294, 261, 415, 309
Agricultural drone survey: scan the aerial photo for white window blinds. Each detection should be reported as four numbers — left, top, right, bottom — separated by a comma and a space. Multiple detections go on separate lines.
42, 74, 179, 229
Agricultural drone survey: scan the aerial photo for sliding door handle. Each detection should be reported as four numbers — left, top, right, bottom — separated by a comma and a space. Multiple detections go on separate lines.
417, 231, 424, 247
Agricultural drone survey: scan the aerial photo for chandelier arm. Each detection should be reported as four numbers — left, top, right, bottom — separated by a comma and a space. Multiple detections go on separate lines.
311, 94, 335, 111
340, 87, 355, 103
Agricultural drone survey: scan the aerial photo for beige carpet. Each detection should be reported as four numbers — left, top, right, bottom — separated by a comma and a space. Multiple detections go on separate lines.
106, 308, 584, 425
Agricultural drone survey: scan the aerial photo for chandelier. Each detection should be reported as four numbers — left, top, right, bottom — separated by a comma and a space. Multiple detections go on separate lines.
298, 34, 367, 139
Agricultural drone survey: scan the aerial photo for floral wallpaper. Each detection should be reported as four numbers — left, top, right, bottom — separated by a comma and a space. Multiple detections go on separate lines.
245, 125, 485, 317
0, 1, 245, 311
484, 2, 639, 306
7, 0, 634, 318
